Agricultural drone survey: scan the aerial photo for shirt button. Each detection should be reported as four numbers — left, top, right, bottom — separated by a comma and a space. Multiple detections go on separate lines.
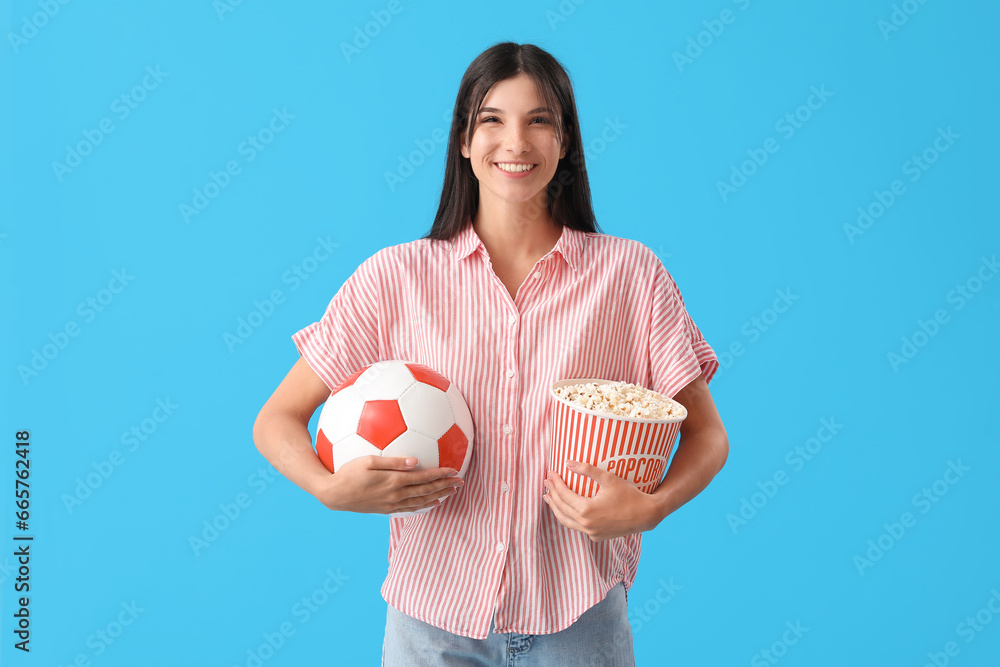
505, 368, 515, 378
500, 482, 509, 493
502, 424, 512, 435
508, 314, 516, 325
533, 272, 541, 280
496, 542, 505, 552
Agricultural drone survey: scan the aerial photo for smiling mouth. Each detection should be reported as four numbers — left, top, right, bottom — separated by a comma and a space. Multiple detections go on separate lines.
494, 162, 537, 173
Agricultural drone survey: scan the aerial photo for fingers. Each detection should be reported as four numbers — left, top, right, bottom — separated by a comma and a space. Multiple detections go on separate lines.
543, 490, 584, 533
545, 471, 586, 518
385, 469, 463, 510
321, 456, 463, 514
369, 456, 460, 481
391, 481, 461, 513
390, 464, 461, 489
405, 475, 464, 499
367, 455, 419, 470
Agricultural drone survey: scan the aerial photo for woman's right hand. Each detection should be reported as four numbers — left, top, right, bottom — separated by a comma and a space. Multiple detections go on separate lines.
312, 455, 464, 514
254, 358, 465, 515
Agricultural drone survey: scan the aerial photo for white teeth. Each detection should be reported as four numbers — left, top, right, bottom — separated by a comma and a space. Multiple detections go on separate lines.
496, 163, 536, 173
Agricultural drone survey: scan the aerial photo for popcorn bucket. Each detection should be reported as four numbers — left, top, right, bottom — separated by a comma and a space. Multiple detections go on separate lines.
549, 378, 687, 498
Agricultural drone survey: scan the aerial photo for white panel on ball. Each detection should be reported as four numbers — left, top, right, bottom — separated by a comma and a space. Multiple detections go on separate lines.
318, 385, 365, 444
331, 433, 380, 471
354, 361, 416, 401
446, 384, 475, 443
397, 382, 454, 439
382, 431, 439, 470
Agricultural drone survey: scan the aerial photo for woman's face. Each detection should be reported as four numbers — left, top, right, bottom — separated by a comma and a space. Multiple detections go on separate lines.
461, 73, 567, 209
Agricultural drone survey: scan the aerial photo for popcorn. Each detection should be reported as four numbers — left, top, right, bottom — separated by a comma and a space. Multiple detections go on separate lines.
553, 381, 686, 420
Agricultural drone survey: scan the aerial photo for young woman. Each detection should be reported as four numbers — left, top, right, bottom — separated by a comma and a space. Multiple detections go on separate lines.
253, 42, 728, 666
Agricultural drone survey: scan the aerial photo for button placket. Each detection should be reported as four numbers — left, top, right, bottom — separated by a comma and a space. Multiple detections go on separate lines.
502, 309, 518, 437
497, 298, 519, 573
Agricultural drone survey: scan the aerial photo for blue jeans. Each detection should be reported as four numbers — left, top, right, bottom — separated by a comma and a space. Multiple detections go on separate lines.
381, 582, 635, 666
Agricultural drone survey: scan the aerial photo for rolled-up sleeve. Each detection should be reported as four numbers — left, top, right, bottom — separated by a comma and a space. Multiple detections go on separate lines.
648, 260, 718, 399
291, 252, 382, 392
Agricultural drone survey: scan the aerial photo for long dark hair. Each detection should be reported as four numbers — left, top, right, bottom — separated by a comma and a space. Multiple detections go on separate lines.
421, 42, 601, 241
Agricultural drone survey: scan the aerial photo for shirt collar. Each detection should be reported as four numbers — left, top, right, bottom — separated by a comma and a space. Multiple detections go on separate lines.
451, 223, 585, 274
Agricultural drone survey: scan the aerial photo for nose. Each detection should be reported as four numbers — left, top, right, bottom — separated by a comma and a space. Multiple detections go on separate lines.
503, 123, 530, 154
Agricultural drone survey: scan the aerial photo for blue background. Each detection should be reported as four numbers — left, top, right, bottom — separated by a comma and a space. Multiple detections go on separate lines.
3, 1, 999, 665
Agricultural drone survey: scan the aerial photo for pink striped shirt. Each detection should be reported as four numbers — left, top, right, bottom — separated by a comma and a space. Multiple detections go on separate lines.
291, 222, 718, 639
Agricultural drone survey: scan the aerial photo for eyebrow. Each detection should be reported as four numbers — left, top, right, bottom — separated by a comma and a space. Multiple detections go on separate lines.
478, 106, 554, 115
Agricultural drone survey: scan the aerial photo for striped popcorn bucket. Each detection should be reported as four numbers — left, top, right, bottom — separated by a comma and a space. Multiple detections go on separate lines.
549, 378, 686, 498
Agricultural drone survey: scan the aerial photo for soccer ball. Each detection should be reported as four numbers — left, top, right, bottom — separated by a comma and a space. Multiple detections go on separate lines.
314, 360, 474, 515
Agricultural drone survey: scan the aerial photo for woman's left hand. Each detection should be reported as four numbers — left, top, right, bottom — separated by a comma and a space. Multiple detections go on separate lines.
543, 461, 662, 542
